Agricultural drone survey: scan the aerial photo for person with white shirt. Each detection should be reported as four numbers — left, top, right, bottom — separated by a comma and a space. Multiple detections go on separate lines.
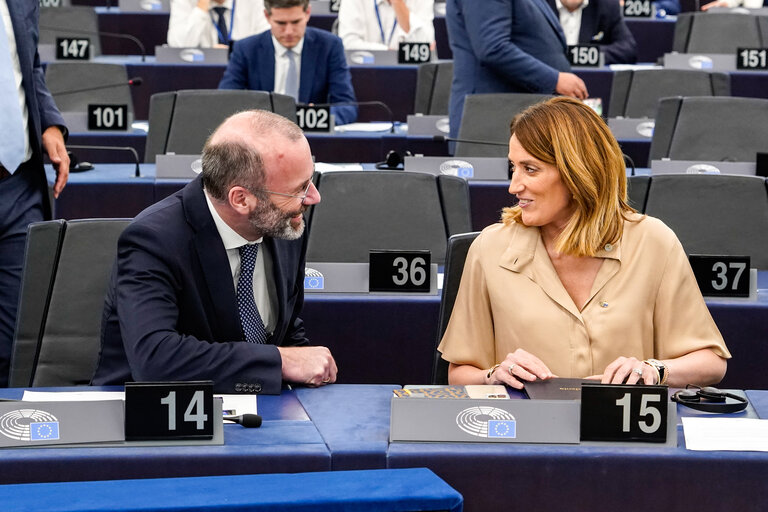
92, 109, 338, 394
167, 0, 270, 48
218, 0, 357, 124
337, 0, 435, 51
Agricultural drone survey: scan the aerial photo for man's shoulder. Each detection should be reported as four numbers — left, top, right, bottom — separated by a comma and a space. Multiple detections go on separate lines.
234, 30, 272, 51
305, 26, 343, 47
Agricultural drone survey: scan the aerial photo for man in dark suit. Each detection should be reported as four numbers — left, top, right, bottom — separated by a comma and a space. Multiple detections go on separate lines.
446, 0, 588, 138
0, 0, 69, 387
219, 0, 357, 125
547, 0, 637, 65
92, 110, 337, 393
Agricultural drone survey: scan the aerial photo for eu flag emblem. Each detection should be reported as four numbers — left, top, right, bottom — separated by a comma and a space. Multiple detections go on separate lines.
30, 422, 60, 441
304, 276, 324, 290
487, 420, 516, 438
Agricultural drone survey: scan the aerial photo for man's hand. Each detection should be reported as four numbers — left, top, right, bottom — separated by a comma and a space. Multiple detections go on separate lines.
278, 346, 338, 387
41, 126, 69, 198
555, 72, 589, 100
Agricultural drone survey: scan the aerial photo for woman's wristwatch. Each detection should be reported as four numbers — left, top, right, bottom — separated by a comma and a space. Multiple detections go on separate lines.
643, 358, 668, 385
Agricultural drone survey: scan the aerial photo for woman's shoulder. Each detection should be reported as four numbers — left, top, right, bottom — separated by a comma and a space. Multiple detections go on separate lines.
623, 213, 681, 251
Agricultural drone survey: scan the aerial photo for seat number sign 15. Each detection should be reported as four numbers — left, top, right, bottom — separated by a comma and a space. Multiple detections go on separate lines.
369, 250, 430, 292
580, 384, 668, 443
124, 381, 214, 441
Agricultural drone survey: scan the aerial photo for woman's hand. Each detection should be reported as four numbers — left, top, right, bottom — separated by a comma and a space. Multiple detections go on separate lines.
587, 356, 656, 385
488, 349, 555, 389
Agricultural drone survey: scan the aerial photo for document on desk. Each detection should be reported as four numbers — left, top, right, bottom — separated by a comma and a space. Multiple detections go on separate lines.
682, 417, 768, 451
22, 391, 257, 415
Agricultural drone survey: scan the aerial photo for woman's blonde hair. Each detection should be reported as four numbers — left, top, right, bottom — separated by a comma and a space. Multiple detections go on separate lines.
502, 97, 636, 256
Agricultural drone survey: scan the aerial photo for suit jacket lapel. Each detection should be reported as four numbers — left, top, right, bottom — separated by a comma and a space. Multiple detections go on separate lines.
263, 237, 287, 340
579, 4, 597, 42
183, 178, 242, 340
531, 0, 568, 50
259, 33, 276, 93
298, 29, 318, 104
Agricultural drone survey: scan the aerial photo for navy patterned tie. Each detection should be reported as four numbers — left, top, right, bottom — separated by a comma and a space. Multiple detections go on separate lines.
212, 6, 229, 45
237, 244, 268, 344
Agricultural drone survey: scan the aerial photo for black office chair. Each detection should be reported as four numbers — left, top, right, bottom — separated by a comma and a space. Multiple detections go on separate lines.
644, 174, 768, 269
432, 232, 480, 384
627, 175, 650, 213
455, 93, 554, 157
9, 219, 130, 387
145, 89, 296, 162
414, 61, 453, 115
607, 69, 730, 119
673, 12, 768, 53
39, 6, 102, 58
306, 171, 471, 265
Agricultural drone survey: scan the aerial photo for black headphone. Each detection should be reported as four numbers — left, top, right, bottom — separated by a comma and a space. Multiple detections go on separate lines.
671, 385, 748, 413
375, 150, 412, 170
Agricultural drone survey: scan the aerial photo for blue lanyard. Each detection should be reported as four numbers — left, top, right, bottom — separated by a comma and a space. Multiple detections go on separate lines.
210, 0, 236, 43
373, 0, 398, 47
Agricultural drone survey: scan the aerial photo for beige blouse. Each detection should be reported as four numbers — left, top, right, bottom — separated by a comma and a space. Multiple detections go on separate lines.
438, 213, 731, 377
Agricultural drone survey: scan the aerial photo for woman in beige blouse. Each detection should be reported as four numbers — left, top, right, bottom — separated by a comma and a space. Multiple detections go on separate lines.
438, 97, 730, 389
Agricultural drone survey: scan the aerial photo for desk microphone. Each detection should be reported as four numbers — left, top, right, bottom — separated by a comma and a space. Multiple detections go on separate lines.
39, 25, 147, 62
223, 414, 263, 428
66, 144, 142, 177
308, 100, 396, 133
51, 77, 143, 96
432, 135, 508, 147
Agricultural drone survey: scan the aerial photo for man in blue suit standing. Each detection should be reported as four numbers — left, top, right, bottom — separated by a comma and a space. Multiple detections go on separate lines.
447, 0, 589, 137
92, 110, 337, 393
0, 0, 69, 387
219, 0, 357, 125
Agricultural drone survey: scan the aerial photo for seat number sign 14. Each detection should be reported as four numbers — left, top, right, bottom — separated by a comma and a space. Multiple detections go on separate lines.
124, 381, 214, 441
369, 250, 430, 292
580, 384, 668, 443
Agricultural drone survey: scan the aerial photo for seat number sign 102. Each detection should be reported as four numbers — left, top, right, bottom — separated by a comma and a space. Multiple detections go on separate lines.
296, 106, 331, 132
580, 384, 668, 443
369, 250, 431, 292
124, 381, 214, 441
689, 255, 750, 298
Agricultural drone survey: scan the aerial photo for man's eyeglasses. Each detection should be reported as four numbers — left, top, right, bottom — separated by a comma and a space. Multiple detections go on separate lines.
253, 181, 313, 205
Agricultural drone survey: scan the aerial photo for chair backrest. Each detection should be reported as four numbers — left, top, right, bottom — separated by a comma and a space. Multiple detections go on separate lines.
607, 69, 730, 119
414, 61, 453, 115
39, 6, 102, 57
644, 175, 768, 268
45, 62, 134, 116
673, 12, 768, 53
432, 232, 480, 385
10, 219, 130, 387
627, 175, 650, 213
456, 93, 553, 157
145, 89, 297, 162
306, 171, 471, 265
648, 96, 768, 165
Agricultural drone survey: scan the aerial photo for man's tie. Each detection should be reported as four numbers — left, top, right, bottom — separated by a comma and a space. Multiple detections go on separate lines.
212, 6, 229, 45
237, 244, 268, 344
0, 17, 26, 173
284, 49, 299, 100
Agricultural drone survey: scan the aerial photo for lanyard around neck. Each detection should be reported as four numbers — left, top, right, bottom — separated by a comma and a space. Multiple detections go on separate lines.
373, 0, 398, 46
210, 0, 236, 43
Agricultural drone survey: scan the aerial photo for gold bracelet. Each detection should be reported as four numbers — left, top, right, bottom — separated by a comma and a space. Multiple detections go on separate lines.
486, 363, 501, 382
643, 358, 668, 385
642, 360, 661, 385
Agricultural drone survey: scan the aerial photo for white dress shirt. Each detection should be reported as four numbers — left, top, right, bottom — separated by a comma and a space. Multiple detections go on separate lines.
272, 35, 304, 96
204, 190, 277, 334
167, 0, 269, 48
338, 0, 435, 51
555, 0, 589, 46
0, 0, 31, 163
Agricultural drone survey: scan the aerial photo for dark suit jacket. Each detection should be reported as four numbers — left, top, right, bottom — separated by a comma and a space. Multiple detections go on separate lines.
5, 0, 66, 218
447, 0, 571, 137
219, 27, 358, 125
546, 0, 637, 65
92, 177, 310, 394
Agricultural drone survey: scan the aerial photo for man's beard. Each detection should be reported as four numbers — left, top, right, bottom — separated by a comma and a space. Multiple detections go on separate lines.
248, 198, 307, 240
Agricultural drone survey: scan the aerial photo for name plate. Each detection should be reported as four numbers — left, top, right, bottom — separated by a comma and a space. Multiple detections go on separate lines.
125, 381, 214, 441
580, 383, 668, 443
40, 0, 65, 6
56, 37, 90, 60
296, 105, 333, 132
689, 255, 750, 298
623, 0, 653, 17
737, 48, 768, 70
567, 44, 602, 68
329, 0, 341, 12
398, 42, 431, 64
369, 250, 431, 293
87, 104, 129, 131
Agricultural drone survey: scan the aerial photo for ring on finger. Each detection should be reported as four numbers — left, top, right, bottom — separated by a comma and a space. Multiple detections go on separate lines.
322, 378, 331, 383
633, 367, 643, 377
508, 364, 517, 376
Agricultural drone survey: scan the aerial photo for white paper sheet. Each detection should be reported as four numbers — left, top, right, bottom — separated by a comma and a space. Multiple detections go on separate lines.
682, 417, 768, 451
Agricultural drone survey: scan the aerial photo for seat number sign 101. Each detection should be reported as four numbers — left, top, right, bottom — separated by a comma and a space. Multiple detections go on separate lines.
737, 48, 768, 70
567, 45, 600, 67
124, 381, 214, 441
56, 38, 90, 60
689, 255, 750, 298
580, 384, 668, 443
88, 105, 129, 131
369, 250, 430, 292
